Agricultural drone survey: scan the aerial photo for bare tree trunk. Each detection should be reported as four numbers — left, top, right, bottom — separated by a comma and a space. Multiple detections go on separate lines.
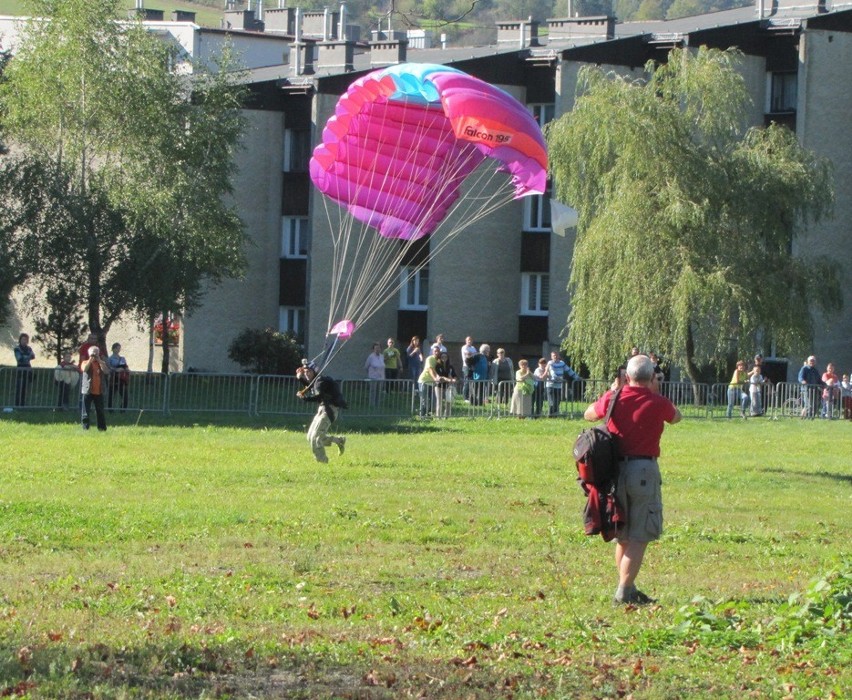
684, 323, 703, 405
160, 309, 170, 374
147, 312, 156, 373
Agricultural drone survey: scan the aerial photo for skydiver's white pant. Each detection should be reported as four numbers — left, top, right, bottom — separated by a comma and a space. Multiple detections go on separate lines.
307, 404, 342, 462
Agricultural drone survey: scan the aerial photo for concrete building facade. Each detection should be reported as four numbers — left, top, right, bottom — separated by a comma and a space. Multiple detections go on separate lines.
3, 2, 851, 379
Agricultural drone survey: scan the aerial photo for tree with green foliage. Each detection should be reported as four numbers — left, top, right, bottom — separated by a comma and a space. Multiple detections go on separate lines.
635, 0, 668, 20
228, 327, 304, 375
0, 0, 247, 370
665, 0, 705, 19
0, 47, 21, 326
546, 47, 840, 387
32, 286, 87, 364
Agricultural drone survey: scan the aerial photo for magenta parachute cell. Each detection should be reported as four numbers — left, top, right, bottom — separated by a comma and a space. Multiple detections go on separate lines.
310, 63, 548, 240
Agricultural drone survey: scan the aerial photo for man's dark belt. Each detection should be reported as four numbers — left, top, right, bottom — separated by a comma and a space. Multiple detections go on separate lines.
621, 455, 655, 461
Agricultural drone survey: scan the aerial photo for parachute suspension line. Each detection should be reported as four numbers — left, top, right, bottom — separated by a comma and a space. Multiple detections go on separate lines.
337, 154, 481, 329
320, 106, 521, 342
331, 167, 517, 339
324, 97, 469, 331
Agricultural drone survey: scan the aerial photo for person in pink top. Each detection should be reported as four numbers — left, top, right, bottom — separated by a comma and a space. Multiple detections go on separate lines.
584, 354, 682, 605
821, 362, 840, 419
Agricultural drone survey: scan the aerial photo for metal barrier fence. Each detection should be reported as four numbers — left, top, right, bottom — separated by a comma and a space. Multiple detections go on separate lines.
1, 366, 848, 421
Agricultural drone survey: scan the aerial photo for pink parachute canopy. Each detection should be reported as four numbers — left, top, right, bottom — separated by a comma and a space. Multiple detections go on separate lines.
310, 63, 548, 241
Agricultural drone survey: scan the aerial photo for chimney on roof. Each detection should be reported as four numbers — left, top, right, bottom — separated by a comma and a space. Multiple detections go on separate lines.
338, 3, 347, 41
546, 15, 614, 42
223, 7, 264, 31
314, 4, 355, 72
496, 19, 540, 48
497, 17, 539, 49
172, 10, 196, 23
264, 7, 296, 33
370, 36, 407, 67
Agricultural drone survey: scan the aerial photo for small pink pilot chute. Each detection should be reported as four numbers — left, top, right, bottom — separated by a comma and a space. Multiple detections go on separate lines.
328, 319, 355, 339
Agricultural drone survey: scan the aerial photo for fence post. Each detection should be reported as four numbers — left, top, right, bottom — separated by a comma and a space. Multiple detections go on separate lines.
162, 372, 171, 416
249, 375, 258, 416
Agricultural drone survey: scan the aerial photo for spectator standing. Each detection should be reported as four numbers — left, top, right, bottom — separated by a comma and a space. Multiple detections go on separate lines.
840, 373, 852, 420
107, 342, 130, 411
649, 352, 663, 378
13, 333, 36, 407
752, 353, 773, 407
468, 344, 491, 406
461, 336, 477, 401
418, 345, 442, 417
532, 358, 548, 418
406, 336, 423, 383
54, 351, 80, 410
430, 333, 447, 354
81, 346, 109, 431
748, 362, 765, 417
364, 343, 385, 407
545, 350, 579, 417
435, 351, 458, 418
821, 362, 840, 419
798, 355, 822, 419
583, 354, 682, 605
382, 338, 402, 391
77, 333, 98, 370
726, 360, 750, 418
492, 348, 514, 405
510, 359, 535, 418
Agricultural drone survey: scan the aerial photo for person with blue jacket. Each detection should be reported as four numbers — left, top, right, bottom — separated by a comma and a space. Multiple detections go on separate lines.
545, 350, 580, 416
13, 333, 36, 407
797, 355, 822, 419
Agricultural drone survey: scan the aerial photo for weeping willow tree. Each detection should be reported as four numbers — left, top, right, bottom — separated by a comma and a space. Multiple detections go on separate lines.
546, 47, 840, 387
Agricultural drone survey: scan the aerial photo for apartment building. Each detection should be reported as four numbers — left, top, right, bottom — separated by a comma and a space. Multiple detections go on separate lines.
3, 2, 851, 378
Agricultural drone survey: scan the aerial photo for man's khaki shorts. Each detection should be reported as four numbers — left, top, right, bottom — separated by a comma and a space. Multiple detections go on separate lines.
616, 458, 663, 543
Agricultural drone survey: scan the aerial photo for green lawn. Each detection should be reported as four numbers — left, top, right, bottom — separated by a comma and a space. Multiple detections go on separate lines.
0, 414, 849, 698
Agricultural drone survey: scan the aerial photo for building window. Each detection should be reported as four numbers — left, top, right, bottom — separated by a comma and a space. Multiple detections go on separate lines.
767, 72, 797, 114
283, 128, 311, 173
399, 266, 428, 310
281, 217, 309, 258
279, 306, 305, 338
521, 273, 549, 315
530, 103, 555, 128
524, 182, 553, 231
526, 104, 555, 232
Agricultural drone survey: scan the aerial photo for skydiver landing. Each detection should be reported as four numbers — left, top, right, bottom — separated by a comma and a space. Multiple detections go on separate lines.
297, 362, 348, 463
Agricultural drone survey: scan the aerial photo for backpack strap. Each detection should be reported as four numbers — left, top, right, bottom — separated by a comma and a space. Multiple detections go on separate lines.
603, 386, 621, 425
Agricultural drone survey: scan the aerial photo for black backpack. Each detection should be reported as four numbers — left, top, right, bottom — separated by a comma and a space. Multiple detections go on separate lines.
573, 388, 621, 489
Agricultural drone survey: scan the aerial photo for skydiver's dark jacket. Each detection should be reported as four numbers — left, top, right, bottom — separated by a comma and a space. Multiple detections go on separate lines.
301, 375, 348, 421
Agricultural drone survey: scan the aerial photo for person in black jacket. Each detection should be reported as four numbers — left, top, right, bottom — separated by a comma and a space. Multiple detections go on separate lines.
298, 369, 347, 463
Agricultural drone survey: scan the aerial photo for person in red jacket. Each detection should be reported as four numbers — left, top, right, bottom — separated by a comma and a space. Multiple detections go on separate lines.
584, 354, 681, 605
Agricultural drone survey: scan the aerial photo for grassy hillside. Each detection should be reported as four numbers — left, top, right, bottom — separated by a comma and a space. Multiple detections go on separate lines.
0, 0, 224, 28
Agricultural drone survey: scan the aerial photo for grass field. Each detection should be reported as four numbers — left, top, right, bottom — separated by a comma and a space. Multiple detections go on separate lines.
0, 413, 849, 698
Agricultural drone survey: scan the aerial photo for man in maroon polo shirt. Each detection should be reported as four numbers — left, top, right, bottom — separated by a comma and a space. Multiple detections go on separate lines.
584, 354, 682, 605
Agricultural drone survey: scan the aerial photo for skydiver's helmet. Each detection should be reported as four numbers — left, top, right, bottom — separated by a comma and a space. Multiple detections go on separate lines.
296, 359, 318, 387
